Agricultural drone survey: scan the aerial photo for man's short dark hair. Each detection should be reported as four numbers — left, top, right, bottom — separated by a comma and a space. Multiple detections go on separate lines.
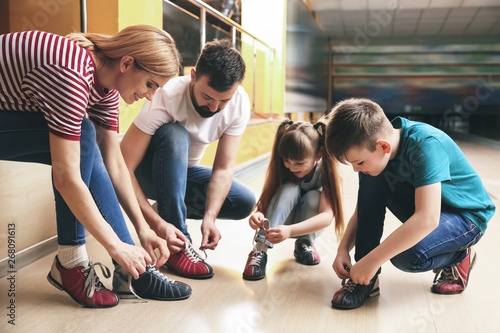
195, 39, 246, 92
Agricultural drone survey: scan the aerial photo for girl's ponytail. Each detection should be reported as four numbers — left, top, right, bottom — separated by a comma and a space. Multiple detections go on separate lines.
256, 120, 294, 215
316, 114, 345, 241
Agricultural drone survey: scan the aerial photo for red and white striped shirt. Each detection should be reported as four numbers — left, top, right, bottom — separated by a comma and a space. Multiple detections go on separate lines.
0, 30, 119, 140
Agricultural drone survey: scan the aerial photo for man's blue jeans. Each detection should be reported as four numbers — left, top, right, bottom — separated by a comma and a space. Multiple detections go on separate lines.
255, 182, 320, 248
134, 122, 256, 239
356, 171, 482, 272
0, 110, 135, 246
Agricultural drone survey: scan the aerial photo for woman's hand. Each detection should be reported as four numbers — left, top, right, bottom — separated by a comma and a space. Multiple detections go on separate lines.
108, 242, 152, 279
138, 228, 169, 269
249, 212, 265, 230
264, 225, 291, 244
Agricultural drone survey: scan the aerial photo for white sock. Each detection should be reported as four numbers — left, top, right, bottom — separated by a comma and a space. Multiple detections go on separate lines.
58, 244, 89, 269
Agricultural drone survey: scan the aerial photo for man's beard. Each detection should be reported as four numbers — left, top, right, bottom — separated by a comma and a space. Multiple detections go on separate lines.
194, 104, 221, 118
190, 85, 221, 118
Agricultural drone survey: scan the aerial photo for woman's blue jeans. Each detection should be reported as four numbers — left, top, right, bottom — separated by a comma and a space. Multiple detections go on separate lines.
356, 171, 482, 272
254, 182, 321, 248
134, 122, 256, 240
0, 110, 135, 246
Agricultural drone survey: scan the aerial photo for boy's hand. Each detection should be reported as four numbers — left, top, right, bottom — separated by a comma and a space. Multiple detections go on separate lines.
264, 225, 291, 244
332, 250, 352, 280
249, 212, 265, 230
349, 258, 380, 285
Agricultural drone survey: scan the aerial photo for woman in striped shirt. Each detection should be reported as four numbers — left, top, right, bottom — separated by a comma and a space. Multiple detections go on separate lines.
0, 25, 191, 307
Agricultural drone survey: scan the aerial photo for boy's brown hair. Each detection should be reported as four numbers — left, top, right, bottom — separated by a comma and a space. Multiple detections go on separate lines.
325, 98, 392, 164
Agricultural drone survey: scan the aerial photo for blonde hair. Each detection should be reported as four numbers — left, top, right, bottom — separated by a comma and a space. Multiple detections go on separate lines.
66, 24, 181, 78
256, 116, 345, 241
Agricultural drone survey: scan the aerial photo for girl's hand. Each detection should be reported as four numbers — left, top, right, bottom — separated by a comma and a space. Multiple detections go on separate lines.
108, 243, 152, 279
332, 250, 352, 280
249, 212, 265, 230
264, 225, 291, 244
138, 229, 169, 269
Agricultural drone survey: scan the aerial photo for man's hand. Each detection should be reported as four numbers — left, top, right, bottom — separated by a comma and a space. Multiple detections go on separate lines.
200, 220, 221, 250
152, 221, 189, 253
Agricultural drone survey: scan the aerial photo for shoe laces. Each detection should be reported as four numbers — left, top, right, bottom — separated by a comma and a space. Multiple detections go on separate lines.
127, 265, 177, 303
340, 279, 357, 293
81, 260, 110, 299
433, 265, 459, 283
299, 242, 314, 253
184, 242, 207, 262
251, 217, 270, 247
249, 251, 265, 266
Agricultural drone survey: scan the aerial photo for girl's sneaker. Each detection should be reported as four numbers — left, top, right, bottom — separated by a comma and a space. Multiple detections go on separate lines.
294, 239, 320, 265
242, 251, 268, 280
47, 255, 119, 308
113, 264, 191, 301
165, 242, 214, 279
331, 273, 380, 310
431, 247, 476, 295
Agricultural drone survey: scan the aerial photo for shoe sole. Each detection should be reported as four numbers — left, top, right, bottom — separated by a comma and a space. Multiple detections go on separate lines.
242, 273, 266, 281
166, 266, 214, 280
431, 249, 477, 295
47, 273, 119, 308
116, 291, 191, 301
294, 251, 320, 266
331, 287, 380, 310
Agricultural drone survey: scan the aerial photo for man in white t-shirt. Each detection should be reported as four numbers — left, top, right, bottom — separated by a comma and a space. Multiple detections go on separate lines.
121, 40, 255, 279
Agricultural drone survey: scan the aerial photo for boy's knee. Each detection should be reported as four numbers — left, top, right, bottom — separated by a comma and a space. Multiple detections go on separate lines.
390, 251, 426, 272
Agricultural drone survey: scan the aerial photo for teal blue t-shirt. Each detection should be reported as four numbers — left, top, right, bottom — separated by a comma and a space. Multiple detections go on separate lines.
387, 117, 495, 234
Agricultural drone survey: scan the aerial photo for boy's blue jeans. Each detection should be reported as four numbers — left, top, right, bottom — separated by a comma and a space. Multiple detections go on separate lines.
356, 171, 482, 272
0, 110, 135, 246
255, 182, 321, 248
134, 122, 256, 240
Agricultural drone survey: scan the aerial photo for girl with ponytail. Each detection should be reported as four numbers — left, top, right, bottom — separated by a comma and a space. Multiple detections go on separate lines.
243, 116, 344, 280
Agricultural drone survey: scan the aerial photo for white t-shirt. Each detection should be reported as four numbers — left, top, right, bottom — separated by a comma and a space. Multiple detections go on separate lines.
134, 75, 251, 167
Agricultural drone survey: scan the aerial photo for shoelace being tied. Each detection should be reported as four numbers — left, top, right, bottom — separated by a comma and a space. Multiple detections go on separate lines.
82, 260, 111, 298
184, 242, 208, 262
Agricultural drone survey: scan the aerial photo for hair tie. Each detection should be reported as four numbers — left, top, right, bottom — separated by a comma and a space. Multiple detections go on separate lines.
314, 122, 325, 138
287, 120, 293, 125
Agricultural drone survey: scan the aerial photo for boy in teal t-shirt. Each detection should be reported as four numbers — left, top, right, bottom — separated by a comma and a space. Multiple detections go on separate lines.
325, 98, 495, 310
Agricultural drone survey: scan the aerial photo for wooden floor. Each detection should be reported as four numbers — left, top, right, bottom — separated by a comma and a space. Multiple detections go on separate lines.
1, 139, 500, 333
